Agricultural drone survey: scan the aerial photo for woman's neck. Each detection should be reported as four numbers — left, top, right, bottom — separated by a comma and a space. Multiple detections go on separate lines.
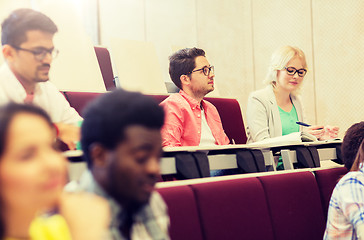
3, 206, 35, 239
273, 86, 292, 108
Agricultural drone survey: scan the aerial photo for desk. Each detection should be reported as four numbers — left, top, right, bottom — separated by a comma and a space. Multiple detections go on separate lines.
161, 140, 342, 175
64, 140, 342, 180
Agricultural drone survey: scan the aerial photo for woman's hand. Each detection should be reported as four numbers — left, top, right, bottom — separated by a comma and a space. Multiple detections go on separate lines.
58, 192, 111, 240
320, 125, 340, 140
306, 125, 325, 139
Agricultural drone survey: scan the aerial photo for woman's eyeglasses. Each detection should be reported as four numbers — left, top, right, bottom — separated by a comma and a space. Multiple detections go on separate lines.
284, 67, 307, 77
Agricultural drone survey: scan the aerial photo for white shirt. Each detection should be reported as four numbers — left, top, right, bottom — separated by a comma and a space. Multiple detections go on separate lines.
0, 63, 81, 124
199, 108, 217, 146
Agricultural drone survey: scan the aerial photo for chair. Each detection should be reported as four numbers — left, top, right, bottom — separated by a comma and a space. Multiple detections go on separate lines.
157, 186, 204, 240
258, 171, 326, 240
190, 178, 274, 240
63, 91, 103, 116
314, 167, 348, 220
94, 46, 116, 91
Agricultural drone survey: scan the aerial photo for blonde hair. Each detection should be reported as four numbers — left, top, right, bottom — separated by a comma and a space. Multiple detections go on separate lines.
264, 46, 308, 95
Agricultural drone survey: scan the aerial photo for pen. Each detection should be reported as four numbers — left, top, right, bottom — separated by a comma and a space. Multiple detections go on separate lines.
296, 121, 324, 130
296, 121, 311, 127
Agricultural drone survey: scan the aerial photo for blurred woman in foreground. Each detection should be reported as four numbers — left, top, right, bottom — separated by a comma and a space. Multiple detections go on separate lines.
0, 103, 110, 240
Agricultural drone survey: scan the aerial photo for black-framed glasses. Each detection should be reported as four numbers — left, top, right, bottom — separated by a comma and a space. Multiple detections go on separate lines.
188, 66, 214, 76
12, 46, 59, 61
284, 67, 307, 77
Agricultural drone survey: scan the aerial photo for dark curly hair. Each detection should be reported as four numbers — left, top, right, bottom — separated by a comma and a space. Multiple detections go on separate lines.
342, 121, 364, 170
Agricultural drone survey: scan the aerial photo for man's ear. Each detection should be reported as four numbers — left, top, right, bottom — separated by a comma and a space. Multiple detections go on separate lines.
180, 74, 190, 87
2, 44, 15, 62
89, 143, 109, 168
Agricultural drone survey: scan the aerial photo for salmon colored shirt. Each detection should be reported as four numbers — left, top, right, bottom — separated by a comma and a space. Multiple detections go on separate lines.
160, 90, 230, 147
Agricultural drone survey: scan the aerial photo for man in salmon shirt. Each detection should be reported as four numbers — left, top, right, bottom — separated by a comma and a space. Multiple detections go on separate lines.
160, 47, 229, 147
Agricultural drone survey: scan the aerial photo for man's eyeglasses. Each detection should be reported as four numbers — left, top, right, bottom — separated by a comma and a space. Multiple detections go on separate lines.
284, 67, 307, 77
12, 46, 59, 61
188, 66, 214, 76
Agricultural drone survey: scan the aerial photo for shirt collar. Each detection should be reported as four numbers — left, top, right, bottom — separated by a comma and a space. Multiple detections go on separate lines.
78, 171, 122, 227
78, 171, 152, 228
179, 90, 206, 110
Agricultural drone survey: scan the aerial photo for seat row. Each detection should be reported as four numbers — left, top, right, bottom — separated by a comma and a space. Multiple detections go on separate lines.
156, 166, 348, 240
62, 91, 248, 144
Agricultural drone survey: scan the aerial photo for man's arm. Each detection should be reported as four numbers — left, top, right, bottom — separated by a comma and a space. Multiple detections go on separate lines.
339, 176, 364, 237
160, 101, 184, 147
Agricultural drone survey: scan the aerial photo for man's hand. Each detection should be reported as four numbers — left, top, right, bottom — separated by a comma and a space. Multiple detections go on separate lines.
55, 123, 80, 150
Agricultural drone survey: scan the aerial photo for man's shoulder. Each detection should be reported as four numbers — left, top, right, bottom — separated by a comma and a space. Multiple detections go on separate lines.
65, 171, 105, 196
38, 81, 62, 92
161, 93, 185, 103
160, 93, 189, 109
332, 170, 364, 196
339, 170, 364, 185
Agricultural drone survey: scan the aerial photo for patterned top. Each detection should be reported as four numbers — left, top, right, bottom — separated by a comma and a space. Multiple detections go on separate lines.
67, 171, 170, 240
160, 90, 230, 147
324, 165, 364, 239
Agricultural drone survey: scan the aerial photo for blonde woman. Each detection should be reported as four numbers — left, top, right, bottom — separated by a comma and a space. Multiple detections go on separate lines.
246, 46, 339, 168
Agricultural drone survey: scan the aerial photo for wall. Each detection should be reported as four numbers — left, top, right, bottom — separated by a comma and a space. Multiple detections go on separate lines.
0, 0, 105, 92
0, 0, 362, 136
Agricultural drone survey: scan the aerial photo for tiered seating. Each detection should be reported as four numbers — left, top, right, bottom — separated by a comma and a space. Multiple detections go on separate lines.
157, 186, 204, 240
157, 167, 347, 240
63, 92, 247, 144
259, 171, 325, 240
94, 46, 116, 90
63, 91, 102, 116
190, 177, 274, 240
314, 167, 348, 220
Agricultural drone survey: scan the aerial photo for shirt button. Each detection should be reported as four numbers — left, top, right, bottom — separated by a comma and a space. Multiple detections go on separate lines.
198, 131, 200, 134
192, 107, 195, 110
197, 114, 200, 117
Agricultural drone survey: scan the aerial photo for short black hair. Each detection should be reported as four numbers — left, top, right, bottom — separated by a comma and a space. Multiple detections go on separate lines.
169, 47, 205, 89
0, 102, 53, 239
81, 89, 165, 168
1, 8, 58, 46
342, 121, 364, 170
